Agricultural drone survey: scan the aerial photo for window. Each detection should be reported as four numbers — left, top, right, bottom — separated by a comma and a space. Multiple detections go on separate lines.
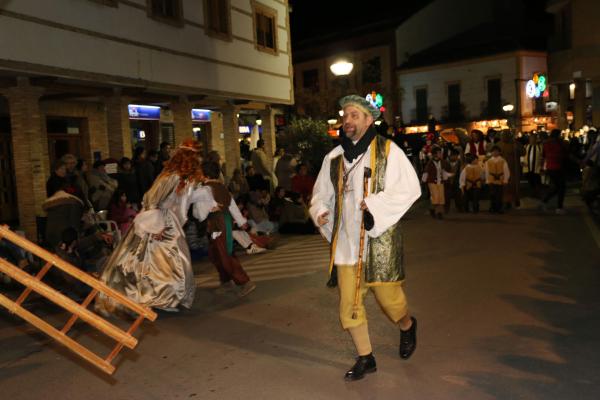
487, 78, 502, 116
204, 0, 231, 40
252, 2, 278, 54
302, 69, 319, 91
447, 83, 461, 121
416, 88, 428, 123
148, 0, 183, 26
362, 57, 381, 84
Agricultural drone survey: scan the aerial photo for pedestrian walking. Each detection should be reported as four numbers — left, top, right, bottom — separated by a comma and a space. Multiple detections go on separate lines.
422, 146, 451, 219
199, 161, 256, 297
485, 146, 510, 214
460, 153, 484, 213
444, 149, 463, 213
310, 94, 421, 381
522, 134, 544, 198
498, 130, 522, 209
541, 129, 568, 214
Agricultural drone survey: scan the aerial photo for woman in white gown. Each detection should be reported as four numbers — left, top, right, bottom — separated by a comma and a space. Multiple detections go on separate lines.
96, 139, 215, 313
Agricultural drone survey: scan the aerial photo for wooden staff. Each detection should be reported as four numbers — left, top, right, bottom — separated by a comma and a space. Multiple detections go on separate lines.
352, 167, 372, 320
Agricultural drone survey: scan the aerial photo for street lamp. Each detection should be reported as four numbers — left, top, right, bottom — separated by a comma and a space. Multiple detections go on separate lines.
502, 104, 515, 113
503, 103, 515, 130
330, 60, 354, 76
327, 118, 338, 125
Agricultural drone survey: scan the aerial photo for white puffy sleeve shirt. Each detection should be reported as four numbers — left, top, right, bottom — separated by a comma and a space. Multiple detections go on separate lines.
310, 142, 421, 265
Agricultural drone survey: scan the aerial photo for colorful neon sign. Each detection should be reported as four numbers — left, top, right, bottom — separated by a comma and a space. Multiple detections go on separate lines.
365, 91, 385, 112
526, 73, 548, 99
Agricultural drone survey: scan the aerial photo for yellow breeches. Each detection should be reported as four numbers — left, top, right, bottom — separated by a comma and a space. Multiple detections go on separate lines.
337, 264, 408, 330
428, 183, 445, 205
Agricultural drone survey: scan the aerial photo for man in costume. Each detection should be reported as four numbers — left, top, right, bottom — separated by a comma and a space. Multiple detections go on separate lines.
421, 146, 451, 219
198, 161, 257, 297
310, 95, 421, 381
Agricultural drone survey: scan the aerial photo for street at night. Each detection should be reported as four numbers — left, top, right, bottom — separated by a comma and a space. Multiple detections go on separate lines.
2, 194, 599, 399
2, 0, 600, 399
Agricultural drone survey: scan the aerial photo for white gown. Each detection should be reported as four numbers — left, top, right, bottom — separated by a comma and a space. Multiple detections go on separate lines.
96, 174, 216, 312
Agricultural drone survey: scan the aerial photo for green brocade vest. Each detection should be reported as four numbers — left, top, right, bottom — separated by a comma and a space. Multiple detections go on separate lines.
328, 135, 404, 286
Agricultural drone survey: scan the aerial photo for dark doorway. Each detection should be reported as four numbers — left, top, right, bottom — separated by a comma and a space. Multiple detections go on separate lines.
46, 117, 87, 168
0, 117, 18, 223
193, 123, 211, 158
131, 120, 160, 152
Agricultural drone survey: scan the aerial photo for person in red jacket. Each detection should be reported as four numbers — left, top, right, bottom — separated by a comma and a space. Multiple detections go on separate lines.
542, 129, 568, 214
291, 163, 316, 204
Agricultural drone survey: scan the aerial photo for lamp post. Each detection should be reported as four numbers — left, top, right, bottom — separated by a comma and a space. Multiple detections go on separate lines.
329, 60, 354, 76
503, 103, 515, 130
329, 59, 354, 120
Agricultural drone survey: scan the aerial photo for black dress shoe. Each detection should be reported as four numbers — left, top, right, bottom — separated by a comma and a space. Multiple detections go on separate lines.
344, 353, 377, 381
399, 317, 417, 359
326, 266, 338, 288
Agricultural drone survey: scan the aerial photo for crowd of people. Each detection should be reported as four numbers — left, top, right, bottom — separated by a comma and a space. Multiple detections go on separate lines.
9, 134, 320, 305
398, 126, 600, 218
3, 116, 599, 312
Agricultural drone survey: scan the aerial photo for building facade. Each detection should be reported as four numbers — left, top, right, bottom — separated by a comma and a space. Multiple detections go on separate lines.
0, 0, 293, 239
546, 0, 600, 129
394, 0, 552, 133
398, 51, 550, 133
292, 26, 397, 126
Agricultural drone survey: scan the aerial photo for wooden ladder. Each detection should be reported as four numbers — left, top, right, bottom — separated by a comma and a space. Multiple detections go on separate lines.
0, 225, 157, 375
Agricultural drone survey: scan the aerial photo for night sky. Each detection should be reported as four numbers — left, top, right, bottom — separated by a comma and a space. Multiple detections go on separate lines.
289, 0, 430, 45
289, 0, 551, 48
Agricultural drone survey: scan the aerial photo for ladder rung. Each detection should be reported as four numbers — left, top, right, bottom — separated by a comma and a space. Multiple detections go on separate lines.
0, 292, 116, 375
105, 315, 145, 364
61, 289, 99, 334
15, 261, 52, 306
0, 258, 137, 349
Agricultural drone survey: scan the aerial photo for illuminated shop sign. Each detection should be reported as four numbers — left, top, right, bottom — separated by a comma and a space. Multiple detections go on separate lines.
365, 91, 386, 112
191, 109, 211, 122
128, 104, 161, 120
526, 73, 548, 99
238, 126, 262, 134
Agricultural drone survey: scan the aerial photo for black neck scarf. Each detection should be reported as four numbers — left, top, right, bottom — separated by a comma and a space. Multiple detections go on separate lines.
339, 125, 378, 163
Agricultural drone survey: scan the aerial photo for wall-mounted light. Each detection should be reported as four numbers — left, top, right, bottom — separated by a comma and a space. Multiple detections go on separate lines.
569, 83, 576, 100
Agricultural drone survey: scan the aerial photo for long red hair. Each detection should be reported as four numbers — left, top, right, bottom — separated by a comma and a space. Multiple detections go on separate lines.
160, 138, 204, 194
